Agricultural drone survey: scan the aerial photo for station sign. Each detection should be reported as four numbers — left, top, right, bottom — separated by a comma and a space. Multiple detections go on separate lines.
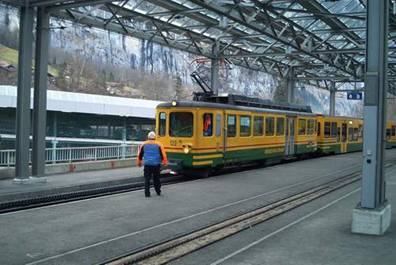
347, 91, 363, 100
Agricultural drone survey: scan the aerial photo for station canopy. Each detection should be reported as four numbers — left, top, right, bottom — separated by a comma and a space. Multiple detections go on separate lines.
4, 0, 396, 93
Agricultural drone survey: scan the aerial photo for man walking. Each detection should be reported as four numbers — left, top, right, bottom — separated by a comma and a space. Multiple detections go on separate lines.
137, 131, 168, 197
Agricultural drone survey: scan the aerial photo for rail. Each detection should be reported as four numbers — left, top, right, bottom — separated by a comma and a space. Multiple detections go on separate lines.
0, 144, 140, 167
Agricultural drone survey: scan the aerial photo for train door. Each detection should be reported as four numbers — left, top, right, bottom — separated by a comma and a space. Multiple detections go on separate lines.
341, 122, 348, 153
285, 116, 296, 156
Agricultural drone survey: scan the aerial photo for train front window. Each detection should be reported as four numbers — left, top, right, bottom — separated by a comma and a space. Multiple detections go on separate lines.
169, 112, 193, 137
159, 112, 166, 136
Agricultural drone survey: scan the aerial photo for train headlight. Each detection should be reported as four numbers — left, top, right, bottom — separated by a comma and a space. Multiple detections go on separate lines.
172, 101, 177, 106
183, 146, 190, 154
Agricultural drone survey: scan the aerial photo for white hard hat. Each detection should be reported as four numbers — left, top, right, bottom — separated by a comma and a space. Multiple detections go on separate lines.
148, 131, 156, 139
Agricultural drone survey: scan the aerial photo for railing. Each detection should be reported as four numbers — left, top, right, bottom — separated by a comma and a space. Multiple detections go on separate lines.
0, 144, 139, 167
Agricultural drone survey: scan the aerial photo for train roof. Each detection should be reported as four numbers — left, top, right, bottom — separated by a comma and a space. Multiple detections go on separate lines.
158, 100, 317, 117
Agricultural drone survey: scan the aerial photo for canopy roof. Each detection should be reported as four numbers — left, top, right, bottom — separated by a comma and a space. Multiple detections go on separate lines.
4, 0, 396, 93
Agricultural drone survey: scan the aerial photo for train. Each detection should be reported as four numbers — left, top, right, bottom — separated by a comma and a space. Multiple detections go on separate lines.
155, 99, 396, 177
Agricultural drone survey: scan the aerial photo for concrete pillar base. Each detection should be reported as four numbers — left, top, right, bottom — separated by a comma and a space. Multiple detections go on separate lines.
13, 177, 48, 184
352, 202, 391, 235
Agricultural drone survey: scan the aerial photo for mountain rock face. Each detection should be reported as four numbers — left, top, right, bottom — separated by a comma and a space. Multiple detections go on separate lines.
0, 4, 362, 116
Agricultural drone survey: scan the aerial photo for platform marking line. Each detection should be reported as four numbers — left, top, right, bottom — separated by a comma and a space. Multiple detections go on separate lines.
23, 170, 360, 265
209, 188, 360, 265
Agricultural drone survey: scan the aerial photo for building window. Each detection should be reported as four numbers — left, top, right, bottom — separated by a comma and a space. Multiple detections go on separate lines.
240, 116, 251, 137
227, 115, 236, 137
253, 116, 264, 136
265, 117, 274, 136
159, 112, 166, 136
276, 117, 285, 136
203, 113, 213, 137
298, 119, 306, 135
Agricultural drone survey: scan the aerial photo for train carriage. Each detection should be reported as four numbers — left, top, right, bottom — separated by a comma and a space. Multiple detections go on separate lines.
316, 115, 363, 154
386, 121, 396, 148
156, 101, 317, 175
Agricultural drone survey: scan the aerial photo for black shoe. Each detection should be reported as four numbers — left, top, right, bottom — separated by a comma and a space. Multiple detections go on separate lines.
156, 192, 161, 196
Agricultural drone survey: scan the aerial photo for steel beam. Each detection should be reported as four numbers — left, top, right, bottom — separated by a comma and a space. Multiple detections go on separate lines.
32, 7, 50, 179
329, 81, 336, 116
361, 0, 388, 209
211, 42, 220, 95
15, 6, 34, 181
352, 0, 391, 236
287, 67, 295, 104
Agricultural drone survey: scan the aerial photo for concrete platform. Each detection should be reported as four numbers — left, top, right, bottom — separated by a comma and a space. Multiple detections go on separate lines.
0, 150, 395, 265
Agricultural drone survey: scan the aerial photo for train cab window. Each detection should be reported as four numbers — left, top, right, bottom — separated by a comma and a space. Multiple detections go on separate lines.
227, 115, 236, 137
216, 114, 222, 137
324, 122, 331, 138
169, 112, 193, 137
317, 122, 321, 136
253, 116, 264, 136
276, 117, 285, 136
298, 119, 306, 135
159, 112, 166, 136
265, 117, 274, 136
392, 126, 396, 137
307, 119, 315, 135
203, 113, 213, 137
240, 116, 251, 137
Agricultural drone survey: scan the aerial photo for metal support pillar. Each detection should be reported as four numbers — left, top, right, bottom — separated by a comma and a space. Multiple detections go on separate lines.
32, 7, 50, 180
352, 0, 391, 235
14, 6, 34, 182
329, 82, 336, 116
287, 67, 295, 104
211, 42, 220, 95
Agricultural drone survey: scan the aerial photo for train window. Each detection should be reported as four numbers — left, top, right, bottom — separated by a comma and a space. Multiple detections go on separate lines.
276, 117, 285, 136
324, 122, 331, 137
227, 115, 236, 137
317, 122, 321, 136
298, 119, 306, 135
265, 117, 274, 136
331, 122, 338, 138
203, 113, 213, 137
358, 125, 363, 138
348, 128, 354, 141
307, 119, 315, 135
354, 128, 359, 141
159, 112, 166, 136
169, 112, 193, 137
240, 116, 251, 137
216, 114, 222, 137
392, 126, 396, 137
386, 129, 391, 140
253, 116, 264, 136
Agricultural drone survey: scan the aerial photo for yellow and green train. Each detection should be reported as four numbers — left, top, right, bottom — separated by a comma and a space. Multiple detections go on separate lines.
156, 100, 396, 176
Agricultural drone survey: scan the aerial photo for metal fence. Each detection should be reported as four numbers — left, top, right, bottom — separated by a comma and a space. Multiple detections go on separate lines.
0, 144, 139, 167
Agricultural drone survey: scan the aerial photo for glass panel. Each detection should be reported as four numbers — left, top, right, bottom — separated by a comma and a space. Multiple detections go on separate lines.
348, 127, 354, 141
203, 113, 213, 137
317, 122, 321, 136
227, 115, 236, 137
324, 122, 331, 138
353, 128, 359, 141
307, 119, 315, 135
386, 129, 391, 139
276, 117, 285, 136
392, 126, 396, 137
216, 114, 222, 137
169, 112, 193, 137
253, 116, 264, 136
159, 112, 166, 136
240, 116, 251, 137
265, 117, 274, 136
331, 122, 338, 138
298, 119, 306, 135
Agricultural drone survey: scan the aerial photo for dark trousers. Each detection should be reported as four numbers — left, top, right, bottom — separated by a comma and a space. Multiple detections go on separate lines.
144, 165, 161, 196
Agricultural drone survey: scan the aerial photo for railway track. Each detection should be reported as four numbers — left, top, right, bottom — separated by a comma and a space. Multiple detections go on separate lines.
104, 162, 395, 265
